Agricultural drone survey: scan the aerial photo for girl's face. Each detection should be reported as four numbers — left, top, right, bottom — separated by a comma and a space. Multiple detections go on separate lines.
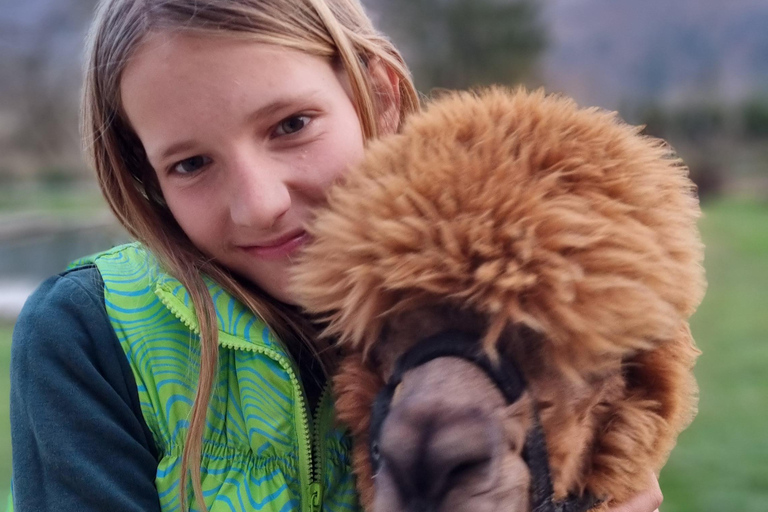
121, 33, 368, 303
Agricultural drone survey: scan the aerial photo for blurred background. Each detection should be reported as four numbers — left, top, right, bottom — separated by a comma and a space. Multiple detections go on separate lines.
1, 0, 766, 509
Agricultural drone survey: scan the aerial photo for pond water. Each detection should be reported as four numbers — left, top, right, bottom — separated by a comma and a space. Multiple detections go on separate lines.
0, 221, 128, 319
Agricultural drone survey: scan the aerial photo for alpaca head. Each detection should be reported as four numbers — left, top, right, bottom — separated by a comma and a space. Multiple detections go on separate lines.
341, 307, 628, 512
292, 88, 705, 511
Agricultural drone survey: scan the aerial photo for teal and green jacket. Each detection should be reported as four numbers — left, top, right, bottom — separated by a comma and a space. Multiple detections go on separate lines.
10, 243, 360, 512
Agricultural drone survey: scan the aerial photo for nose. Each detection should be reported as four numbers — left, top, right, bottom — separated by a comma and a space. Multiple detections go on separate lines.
377, 396, 501, 508
227, 151, 292, 230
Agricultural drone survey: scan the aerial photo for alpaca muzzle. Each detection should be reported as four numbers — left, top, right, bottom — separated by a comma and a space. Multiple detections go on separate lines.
368, 330, 600, 512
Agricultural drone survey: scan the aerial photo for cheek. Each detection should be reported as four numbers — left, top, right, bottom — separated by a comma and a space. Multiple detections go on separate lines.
302, 137, 365, 200
161, 185, 224, 250
317, 105, 366, 185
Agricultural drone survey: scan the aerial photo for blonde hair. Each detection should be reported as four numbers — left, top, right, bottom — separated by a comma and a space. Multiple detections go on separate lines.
82, 0, 419, 509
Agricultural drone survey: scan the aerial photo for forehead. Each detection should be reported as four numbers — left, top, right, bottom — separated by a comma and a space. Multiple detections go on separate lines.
123, 32, 322, 83
119, 32, 343, 140
118, 32, 357, 167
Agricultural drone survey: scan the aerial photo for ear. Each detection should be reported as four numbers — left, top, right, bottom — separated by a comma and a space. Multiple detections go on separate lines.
367, 57, 402, 136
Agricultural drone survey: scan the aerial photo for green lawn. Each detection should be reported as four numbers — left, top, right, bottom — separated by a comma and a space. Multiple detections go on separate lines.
660, 198, 768, 512
0, 181, 107, 214
0, 323, 11, 502
0, 198, 766, 509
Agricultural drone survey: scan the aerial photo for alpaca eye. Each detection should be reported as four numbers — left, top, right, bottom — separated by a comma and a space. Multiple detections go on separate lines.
371, 441, 381, 462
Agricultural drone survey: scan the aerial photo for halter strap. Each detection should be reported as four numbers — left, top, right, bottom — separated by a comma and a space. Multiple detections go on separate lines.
368, 329, 599, 512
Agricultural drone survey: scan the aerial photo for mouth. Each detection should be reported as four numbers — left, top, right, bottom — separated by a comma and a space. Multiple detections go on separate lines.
239, 230, 310, 260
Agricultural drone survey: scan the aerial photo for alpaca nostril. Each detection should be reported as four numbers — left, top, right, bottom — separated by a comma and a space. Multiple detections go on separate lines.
443, 457, 493, 488
430, 424, 497, 494
379, 402, 502, 505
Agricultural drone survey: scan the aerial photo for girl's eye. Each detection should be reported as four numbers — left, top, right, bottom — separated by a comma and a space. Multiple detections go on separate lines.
172, 155, 211, 175
274, 115, 311, 137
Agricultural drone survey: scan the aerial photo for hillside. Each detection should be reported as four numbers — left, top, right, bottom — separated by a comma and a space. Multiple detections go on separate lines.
541, 0, 768, 108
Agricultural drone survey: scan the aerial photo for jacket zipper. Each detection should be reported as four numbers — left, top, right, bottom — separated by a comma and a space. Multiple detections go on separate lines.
309, 383, 332, 512
156, 287, 327, 512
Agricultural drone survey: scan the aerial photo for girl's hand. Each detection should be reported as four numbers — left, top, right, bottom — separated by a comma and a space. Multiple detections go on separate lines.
606, 471, 663, 512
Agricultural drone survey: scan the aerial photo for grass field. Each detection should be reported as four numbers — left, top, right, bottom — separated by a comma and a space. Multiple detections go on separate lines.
0, 198, 766, 509
660, 198, 768, 511
0, 323, 11, 503
0, 180, 106, 214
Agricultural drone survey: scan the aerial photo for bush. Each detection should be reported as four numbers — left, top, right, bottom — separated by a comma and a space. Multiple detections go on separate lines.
742, 98, 768, 138
688, 159, 724, 203
672, 104, 726, 141
36, 166, 81, 189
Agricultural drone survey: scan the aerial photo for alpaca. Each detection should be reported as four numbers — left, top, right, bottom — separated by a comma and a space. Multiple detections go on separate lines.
291, 88, 705, 512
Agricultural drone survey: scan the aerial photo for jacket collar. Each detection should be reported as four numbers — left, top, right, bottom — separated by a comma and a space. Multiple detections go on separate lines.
153, 272, 287, 354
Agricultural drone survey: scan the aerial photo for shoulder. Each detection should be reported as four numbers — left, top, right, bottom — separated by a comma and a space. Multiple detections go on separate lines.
28, 265, 105, 310
10, 264, 139, 402
12, 265, 108, 364
11, 264, 159, 455
13, 241, 163, 357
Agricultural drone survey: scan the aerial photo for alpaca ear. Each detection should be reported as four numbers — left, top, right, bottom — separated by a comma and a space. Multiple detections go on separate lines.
367, 57, 402, 136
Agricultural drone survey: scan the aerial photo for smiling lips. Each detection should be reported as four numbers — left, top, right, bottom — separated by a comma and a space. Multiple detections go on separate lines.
240, 230, 310, 260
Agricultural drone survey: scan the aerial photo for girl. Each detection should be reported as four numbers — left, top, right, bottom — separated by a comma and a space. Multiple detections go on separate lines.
9, 0, 663, 511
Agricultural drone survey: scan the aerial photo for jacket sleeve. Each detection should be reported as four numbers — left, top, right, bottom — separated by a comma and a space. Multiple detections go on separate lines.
10, 266, 162, 512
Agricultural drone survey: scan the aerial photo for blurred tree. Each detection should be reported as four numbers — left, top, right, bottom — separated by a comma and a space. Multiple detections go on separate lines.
672, 104, 726, 142
364, 0, 546, 92
634, 104, 670, 139
0, 0, 99, 177
634, 103, 728, 202
742, 98, 768, 139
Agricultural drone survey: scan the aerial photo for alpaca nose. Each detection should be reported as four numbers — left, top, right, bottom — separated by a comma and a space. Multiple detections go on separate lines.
377, 396, 502, 508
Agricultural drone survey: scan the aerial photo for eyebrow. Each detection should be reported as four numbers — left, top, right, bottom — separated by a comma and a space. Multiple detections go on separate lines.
157, 140, 199, 163
156, 93, 323, 162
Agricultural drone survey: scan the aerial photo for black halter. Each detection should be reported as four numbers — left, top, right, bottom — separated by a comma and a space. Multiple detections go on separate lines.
368, 330, 599, 512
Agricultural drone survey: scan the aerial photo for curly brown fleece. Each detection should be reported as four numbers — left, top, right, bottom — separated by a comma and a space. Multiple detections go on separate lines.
291, 88, 705, 509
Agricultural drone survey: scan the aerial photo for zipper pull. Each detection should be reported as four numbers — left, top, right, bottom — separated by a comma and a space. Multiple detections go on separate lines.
309, 481, 323, 512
